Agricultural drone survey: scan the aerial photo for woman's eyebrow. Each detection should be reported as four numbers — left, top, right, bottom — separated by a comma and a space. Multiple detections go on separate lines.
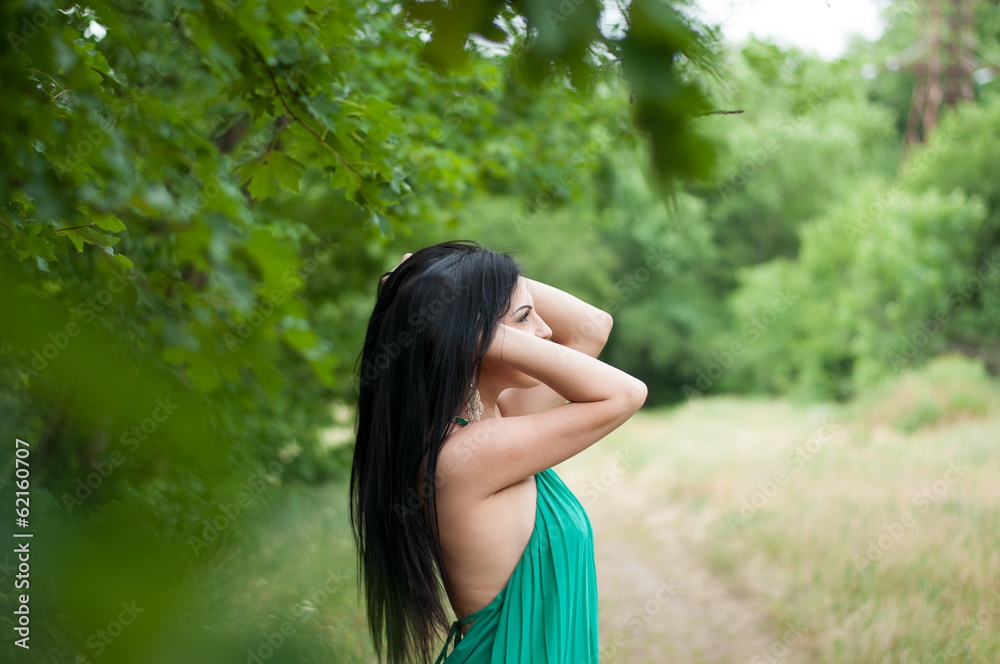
512, 304, 532, 315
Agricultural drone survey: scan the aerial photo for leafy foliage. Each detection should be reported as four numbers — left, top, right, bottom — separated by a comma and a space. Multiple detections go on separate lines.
0, 0, 724, 660
723, 94, 1000, 399
3, 0, 1000, 659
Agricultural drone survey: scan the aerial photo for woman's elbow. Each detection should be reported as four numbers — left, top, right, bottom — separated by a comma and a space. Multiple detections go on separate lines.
584, 309, 613, 353
596, 310, 613, 343
627, 378, 647, 411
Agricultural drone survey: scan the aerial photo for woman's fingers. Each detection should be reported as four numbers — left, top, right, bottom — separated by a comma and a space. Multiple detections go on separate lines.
380, 253, 414, 284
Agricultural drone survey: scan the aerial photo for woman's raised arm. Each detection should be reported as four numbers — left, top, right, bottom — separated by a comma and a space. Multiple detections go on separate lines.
445, 324, 646, 496
497, 278, 613, 416
525, 278, 612, 358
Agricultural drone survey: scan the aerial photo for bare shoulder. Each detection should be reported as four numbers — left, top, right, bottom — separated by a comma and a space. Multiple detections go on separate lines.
432, 414, 541, 505
435, 364, 643, 499
434, 421, 502, 498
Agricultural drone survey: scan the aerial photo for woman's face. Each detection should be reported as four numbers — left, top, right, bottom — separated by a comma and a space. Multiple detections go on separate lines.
503, 277, 551, 336
482, 277, 553, 390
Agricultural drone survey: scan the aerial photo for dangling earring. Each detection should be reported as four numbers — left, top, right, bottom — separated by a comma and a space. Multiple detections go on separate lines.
466, 379, 484, 423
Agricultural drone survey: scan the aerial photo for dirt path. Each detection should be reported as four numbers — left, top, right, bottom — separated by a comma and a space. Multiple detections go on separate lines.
557, 448, 809, 664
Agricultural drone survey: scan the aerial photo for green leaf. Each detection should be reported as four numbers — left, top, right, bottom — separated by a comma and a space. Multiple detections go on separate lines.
65, 232, 85, 253
369, 212, 394, 240
329, 162, 362, 200
93, 213, 128, 233
282, 326, 318, 352
112, 253, 134, 268
243, 152, 305, 201
300, 93, 342, 135
252, 360, 285, 397
244, 226, 302, 291
364, 97, 404, 134
233, 0, 275, 58
145, 0, 176, 21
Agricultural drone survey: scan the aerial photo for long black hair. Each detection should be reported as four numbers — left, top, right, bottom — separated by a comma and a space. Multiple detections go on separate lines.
349, 241, 522, 663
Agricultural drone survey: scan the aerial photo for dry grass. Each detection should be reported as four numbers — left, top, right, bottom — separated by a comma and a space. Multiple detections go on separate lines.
191, 358, 1000, 663
851, 353, 1000, 433
596, 390, 1000, 664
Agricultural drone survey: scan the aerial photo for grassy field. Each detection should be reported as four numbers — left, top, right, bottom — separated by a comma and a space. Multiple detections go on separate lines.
180, 481, 378, 664
58, 356, 992, 663
571, 355, 1000, 664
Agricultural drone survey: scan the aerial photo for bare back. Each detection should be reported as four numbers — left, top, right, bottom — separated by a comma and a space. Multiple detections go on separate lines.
418, 428, 539, 632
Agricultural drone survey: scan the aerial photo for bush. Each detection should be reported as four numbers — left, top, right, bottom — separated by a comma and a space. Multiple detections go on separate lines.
722, 179, 992, 400
853, 353, 1000, 433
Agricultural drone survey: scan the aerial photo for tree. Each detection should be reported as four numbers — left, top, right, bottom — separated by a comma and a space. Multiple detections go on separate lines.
0, 0, 722, 660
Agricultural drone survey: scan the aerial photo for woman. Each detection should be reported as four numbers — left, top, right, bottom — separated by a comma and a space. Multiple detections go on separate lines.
349, 241, 646, 663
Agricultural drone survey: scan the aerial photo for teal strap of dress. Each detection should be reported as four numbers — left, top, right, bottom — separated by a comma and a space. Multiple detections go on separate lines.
434, 612, 478, 664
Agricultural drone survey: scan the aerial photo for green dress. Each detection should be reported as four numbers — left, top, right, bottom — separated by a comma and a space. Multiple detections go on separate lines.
434, 467, 600, 663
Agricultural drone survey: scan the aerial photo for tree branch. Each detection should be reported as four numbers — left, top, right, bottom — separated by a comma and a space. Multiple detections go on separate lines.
256, 51, 365, 185
54, 223, 96, 232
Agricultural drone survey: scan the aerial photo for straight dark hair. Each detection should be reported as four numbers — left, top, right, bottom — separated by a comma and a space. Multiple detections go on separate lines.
349, 241, 522, 663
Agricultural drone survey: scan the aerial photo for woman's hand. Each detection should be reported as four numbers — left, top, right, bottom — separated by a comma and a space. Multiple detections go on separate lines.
494, 278, 613, 417
452, 315, 646, 495
522, 278, 612, 358
484, 321, 511, 362
380, 253, 413, 285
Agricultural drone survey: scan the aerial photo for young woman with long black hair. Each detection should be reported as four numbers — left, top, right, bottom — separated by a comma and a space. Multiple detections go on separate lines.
349, 241, 646, 663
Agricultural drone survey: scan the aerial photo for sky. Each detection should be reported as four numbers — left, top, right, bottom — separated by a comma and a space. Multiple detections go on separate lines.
694, 0, 887, 59
85, 1, 889, 62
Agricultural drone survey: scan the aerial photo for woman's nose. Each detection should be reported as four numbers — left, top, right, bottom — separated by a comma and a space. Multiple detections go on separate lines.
537, 318, 553, 340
